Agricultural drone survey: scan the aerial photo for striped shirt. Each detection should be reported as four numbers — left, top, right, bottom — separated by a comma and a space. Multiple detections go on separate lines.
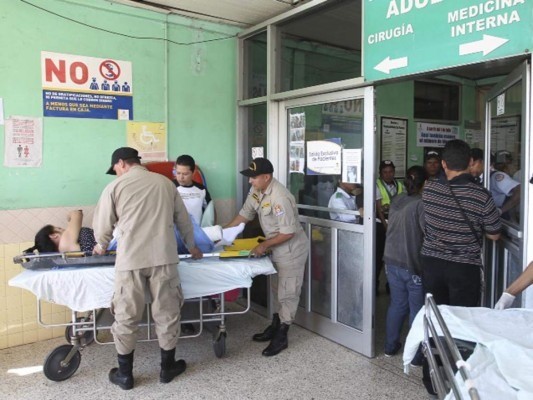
421, 173, 501, 266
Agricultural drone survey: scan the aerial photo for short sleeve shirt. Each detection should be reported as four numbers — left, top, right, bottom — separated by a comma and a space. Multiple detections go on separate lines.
490, 170, 519, 208
239, 178, 307, 262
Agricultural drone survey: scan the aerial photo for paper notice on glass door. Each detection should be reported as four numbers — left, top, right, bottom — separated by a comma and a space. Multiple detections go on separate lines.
342, 148, 362, 184
289, 112, 306, 174
4, 116, 43, 167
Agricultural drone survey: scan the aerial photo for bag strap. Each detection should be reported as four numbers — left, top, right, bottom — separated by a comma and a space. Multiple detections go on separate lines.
447, 182, 482, 246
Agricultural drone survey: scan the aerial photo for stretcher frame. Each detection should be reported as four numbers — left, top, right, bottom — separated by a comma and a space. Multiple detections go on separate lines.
13, 252, 257, 382
36, 286, 252, 381
422, 294, 481, 400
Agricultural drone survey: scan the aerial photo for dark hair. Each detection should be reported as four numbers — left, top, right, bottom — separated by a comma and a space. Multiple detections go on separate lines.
175, 154, 195, 171
442, 140, 471, 171
24, 225, 57, 253
471, 148, 484, 162
404, 166, 427, 195
123, 157, 141, 166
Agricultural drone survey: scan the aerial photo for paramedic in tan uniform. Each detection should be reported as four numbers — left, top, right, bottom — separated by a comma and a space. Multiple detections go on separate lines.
226, 157, 308, 357
93, 147, 202, 390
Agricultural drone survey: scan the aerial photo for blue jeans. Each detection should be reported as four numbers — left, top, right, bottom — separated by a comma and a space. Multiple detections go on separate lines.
174, 215, 215, 254
384, 264, 424, 353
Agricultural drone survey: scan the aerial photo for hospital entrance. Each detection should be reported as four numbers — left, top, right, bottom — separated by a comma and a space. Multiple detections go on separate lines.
242, 50, 532, 358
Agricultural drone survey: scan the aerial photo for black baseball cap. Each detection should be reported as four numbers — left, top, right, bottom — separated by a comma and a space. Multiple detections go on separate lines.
240, 158, 274, 177
426, 150, 440, 161
106, 147, 141, 175
379, 160, 395, 171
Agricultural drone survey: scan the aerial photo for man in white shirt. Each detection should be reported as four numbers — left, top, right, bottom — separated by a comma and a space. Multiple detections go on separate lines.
328, 181, 361, 223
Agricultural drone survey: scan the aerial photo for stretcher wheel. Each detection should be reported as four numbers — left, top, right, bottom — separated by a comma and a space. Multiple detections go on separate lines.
43, 345, 81, 381
65, 317, 94, 346
213, 330, 226, 358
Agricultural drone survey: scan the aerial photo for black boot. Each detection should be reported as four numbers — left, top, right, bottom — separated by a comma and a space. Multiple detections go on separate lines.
109, 351, 134, 390
262, 323, 289, 356
160, 348, 187, 384
252, 313, 280, 342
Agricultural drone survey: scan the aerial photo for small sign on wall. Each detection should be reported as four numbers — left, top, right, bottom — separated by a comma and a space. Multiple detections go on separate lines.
4, 116, 43, 167
416, 122, 459, 148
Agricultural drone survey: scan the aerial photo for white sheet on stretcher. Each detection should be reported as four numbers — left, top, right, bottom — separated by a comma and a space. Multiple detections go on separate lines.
9, 257, 276, 312
403, 305, 533, 400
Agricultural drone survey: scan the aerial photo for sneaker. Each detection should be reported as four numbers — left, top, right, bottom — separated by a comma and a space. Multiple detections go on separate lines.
384, 342, 401, 357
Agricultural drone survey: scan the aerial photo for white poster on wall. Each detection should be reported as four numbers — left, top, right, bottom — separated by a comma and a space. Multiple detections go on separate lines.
4, 116, 43, 167
417, 122, 459, 148
381, 117, 407, 177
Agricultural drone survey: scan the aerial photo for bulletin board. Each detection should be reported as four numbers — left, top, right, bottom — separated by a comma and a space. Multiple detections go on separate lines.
380, 116, 407, 178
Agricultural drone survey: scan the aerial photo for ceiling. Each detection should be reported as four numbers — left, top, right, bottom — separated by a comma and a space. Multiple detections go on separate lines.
110, 0, 520, 82
110, 0, 308, 27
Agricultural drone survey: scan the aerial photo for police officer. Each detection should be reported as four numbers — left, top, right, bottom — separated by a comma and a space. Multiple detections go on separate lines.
225, 158, 309, 357
93, 147, 202, 390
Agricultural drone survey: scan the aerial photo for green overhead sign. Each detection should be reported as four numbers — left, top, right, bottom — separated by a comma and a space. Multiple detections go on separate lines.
363, 0, 532, 81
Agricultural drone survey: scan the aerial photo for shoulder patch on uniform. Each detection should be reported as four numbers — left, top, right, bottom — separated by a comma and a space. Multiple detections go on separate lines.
335, 192, 343, 198
273, 204, 285, 216
495, 173, 504, 182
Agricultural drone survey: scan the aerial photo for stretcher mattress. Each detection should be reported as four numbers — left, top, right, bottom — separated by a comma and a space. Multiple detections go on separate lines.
404, 305, 533, 399
9, 257, 276, 312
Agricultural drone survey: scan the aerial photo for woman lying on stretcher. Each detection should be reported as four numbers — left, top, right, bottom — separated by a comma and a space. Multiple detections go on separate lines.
25, 210, 112, 254
25, 209, 245, 255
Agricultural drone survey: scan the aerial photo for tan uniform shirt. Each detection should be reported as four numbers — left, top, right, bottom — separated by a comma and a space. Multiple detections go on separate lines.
93, 165, 195, 271
239, 178, 307, 263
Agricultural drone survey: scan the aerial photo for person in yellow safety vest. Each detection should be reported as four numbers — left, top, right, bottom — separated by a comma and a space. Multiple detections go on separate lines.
376, 160, 405, 229
375, 160, 405, 295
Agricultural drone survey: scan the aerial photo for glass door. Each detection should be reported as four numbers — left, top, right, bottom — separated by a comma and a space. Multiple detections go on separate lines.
485, 61, 531, 308
278, 87, 376, 357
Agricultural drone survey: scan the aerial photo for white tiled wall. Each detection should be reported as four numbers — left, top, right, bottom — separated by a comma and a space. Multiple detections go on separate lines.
0, 200, 236, 349
0, 206, 96, 350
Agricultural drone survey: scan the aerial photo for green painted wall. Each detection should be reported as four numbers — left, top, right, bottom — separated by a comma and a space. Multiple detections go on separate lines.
376, 79, 479, 170
0, 0, 239, 210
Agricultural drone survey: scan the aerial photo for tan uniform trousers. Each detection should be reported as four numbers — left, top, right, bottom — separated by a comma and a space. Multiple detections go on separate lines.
111, 264, 183, 355
271, 250, 308, 325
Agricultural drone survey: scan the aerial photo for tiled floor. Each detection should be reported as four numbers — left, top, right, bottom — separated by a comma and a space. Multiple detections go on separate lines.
0, 296, 428, 400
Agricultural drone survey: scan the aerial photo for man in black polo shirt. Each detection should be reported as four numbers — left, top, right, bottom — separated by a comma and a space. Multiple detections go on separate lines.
421, 139, 501, 307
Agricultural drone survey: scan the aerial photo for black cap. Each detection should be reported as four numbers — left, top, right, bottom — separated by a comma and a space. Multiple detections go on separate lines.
379, 160, 395, 171
240, 158, 274, 177
106, 147, 141, 175
426, 150, 440, 161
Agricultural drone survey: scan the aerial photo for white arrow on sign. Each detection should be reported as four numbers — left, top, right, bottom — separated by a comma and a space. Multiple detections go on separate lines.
374, 56, 408, 74
459, 34, 508, 56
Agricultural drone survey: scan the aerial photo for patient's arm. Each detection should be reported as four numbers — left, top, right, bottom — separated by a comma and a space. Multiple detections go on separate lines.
58, 210, 83, 252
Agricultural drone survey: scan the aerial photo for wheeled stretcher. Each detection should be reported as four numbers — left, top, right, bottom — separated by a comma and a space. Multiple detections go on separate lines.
9, 250, 276, 381
404, 294, 533, 400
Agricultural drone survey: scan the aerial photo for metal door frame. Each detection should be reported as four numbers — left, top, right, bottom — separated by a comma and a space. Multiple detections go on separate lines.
276, 86, 376, 357
485, 59, 532, 308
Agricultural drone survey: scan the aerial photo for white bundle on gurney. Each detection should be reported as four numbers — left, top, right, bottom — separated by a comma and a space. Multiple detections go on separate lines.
9, 257, 276, 312
404, 305, 533, 399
